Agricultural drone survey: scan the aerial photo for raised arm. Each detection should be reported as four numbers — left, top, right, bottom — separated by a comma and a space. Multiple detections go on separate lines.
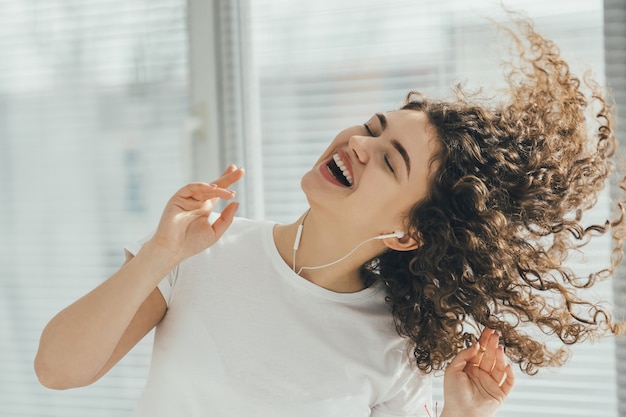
34, 166, 245, 389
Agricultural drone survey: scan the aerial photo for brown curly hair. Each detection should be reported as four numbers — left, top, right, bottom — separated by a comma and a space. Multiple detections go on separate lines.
365, 18, 626, 375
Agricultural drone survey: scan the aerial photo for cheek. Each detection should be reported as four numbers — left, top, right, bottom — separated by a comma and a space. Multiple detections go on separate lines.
353, 175, 400, 210
357, 176, 425, 218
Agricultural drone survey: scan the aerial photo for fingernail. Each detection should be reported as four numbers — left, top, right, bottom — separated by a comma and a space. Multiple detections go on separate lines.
209, 183, 218, 187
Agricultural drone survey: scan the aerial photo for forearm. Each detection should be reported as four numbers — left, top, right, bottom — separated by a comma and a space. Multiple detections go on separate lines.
34, 242, 175, 388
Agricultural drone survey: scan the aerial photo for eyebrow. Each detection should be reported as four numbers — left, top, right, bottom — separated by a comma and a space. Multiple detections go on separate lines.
392, 139, 411, 177
375, 113, 387, 130
376, 113, 411, 178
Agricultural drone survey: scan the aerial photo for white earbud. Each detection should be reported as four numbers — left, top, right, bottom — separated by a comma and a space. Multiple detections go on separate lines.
375, 231, 405, 240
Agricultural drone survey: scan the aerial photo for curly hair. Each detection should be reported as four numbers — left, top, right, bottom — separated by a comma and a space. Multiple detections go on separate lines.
365, 18, 626, 375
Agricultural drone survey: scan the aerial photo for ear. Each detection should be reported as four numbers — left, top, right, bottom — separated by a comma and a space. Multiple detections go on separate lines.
381, 232, 421, 252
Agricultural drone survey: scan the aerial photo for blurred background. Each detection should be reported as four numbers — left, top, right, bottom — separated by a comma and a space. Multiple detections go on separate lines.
0, 0, 624, 416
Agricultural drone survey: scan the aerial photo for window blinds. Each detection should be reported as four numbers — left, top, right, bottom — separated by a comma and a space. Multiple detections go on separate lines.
0, 1, 188, 416
248, 1, 618, 416
604, 0, 626, 415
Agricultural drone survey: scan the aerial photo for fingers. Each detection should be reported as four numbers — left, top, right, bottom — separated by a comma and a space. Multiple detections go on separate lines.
211, 165, 245, 189
208, 165, 245, 206
171, 185, 235, 215
500, 363, 515, 396
477, 327, 495, 346
470, 331, 515, 399
211, 202, 240, 238
476, 328, 495, 357
492, 345, 515, 396
450, 328, 497, 373
489, 346, 508, 385
446, 342, 481, 376
478, 332, 500, 373
178, 182, 236, 202
182, 166, 243, 238
176, 165, 244, 200
461, 328, 494, 372
219, 164, 238, 176
176, 164, 243, 204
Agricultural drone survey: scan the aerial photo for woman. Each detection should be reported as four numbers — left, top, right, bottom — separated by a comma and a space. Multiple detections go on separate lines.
35, 17, 622, 417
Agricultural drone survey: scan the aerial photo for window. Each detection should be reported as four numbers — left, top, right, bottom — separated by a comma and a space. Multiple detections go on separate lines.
0, 1, 188, 416
1, 1, 619, 416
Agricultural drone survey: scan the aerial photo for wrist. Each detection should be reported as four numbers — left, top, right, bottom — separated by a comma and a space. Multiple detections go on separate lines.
134, 239, 183, 276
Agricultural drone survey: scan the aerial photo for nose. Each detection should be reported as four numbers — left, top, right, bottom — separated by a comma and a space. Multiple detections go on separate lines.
348, 135, 371, 164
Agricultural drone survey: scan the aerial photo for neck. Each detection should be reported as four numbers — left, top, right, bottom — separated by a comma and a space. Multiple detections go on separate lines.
273, 210, 385, 293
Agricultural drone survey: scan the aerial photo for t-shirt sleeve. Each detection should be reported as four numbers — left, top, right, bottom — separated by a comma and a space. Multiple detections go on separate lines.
370, 364, 433, 417
124, 233, 179, 307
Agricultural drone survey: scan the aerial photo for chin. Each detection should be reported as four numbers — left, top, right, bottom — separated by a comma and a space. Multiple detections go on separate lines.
300, 169, 317, 200
300, 169, 331, 211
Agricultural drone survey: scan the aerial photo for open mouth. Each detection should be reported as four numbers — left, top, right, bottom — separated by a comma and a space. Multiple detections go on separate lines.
327, 153, 353, 187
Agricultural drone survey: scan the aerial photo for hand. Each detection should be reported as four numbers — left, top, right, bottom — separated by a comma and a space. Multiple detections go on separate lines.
147, 165, 245, 264
440, 328, 515, 417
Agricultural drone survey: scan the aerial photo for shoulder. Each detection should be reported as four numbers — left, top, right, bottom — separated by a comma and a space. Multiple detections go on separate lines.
210, 213, 272, 238
210, 215, 274, 250
180, 215, 275, 269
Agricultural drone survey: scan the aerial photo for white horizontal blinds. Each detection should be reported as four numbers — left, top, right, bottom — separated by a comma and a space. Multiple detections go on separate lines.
604, 0, 626, 415
212, 0, 265, 219
251, 0, 449, 224
249, 0, 618, 416
0, 1, 187, 416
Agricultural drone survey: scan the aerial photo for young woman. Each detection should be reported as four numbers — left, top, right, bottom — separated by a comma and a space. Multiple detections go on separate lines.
35, 17, 623, 417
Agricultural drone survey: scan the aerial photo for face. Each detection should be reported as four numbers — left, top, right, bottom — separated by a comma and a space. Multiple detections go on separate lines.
301, 109, 439, 237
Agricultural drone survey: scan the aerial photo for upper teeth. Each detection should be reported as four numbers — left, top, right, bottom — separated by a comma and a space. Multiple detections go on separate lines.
333, 153, 353, 185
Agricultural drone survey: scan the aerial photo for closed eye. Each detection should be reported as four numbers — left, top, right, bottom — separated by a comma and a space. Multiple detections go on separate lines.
363, 123, 374, 136
384, 154, 395, 173
365, 121, 395, 175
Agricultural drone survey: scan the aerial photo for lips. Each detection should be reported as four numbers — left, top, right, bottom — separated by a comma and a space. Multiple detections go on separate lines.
324, 151, 353, 187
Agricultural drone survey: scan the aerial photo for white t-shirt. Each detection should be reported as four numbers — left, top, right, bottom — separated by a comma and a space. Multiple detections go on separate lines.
126, 216, 432, 417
